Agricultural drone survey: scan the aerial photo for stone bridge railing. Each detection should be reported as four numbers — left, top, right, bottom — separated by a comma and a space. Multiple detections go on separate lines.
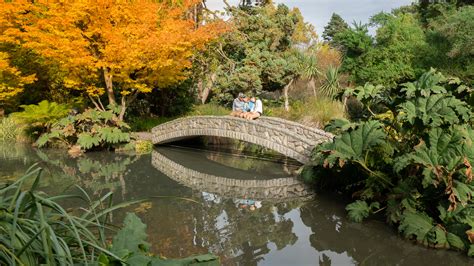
151, 151, 313, 201
151, 116, 333, 164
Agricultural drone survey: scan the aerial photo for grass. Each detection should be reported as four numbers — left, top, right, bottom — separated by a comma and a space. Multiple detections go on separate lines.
0, 117, 28, 142
267, 96, 345, 128
128, 116, 175, 132
0, 165, 140, 265
188, 103, 231, 116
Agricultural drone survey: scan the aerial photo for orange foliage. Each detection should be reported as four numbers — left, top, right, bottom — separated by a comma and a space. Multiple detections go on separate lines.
0, 52, 36, 102
0, 1, 225, 117
315, 43, 342, 72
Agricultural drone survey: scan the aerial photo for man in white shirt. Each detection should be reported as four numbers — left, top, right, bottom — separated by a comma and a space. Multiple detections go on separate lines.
244, 97, 263, 120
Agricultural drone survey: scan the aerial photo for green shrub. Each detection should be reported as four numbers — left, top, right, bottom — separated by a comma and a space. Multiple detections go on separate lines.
268, 97, 345, 128
37, 108, 130, 152
311, 69, 474, 256
189, 103, 230, 116
134, 140, 153, 154
128, 116, 174, 132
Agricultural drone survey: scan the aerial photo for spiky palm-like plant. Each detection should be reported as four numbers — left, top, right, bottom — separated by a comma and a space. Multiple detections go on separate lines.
319, 66, 342, 98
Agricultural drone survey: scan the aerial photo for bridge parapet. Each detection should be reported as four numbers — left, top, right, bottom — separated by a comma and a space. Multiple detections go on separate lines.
152, 116, 333, 164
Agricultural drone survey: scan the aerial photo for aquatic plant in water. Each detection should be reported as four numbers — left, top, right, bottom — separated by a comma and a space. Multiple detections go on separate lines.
0, 165, 219, 265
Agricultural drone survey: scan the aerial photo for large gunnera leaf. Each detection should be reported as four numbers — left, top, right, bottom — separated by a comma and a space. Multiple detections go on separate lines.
398, 94, 471, 127
314, 120, 390, 168
98, 126, 130, 144
401, 69, 447, 98
394, 127, 473, 190
399, 210, 449, 248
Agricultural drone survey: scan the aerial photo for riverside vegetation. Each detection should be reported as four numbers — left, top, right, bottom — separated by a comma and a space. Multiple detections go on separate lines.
307, 70, 474, 256
0, 166, 219, 265
0, 0, 474, 261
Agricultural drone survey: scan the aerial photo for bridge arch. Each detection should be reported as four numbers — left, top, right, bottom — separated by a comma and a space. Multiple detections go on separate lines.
151, 116, 333, 164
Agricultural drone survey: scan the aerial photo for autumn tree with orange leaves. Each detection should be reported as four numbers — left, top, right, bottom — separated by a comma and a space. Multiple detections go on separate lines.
0, 1, 224, 120
0, 52, 36, 105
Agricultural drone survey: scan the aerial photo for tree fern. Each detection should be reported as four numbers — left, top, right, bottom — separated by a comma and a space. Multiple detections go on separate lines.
11, 100, 70, 128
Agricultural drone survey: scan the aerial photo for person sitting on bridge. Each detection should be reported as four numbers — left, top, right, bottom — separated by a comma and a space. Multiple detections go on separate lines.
230, 93, 246, 117
244, 97, 263, 120
239, 96, 253, 118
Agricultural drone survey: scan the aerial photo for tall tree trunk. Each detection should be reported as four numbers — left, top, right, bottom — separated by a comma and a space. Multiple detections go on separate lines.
118, 95, 127, 122
201, 72, 216, 104
197, 78, 204, 103
103, 68, 116, 106
309, 77, 317, 97
283, 79, 293, 112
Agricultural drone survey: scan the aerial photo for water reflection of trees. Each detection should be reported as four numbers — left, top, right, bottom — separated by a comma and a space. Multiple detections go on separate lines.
0, 144, 35, 180
35, 149, 138, 198
140, 193, 301, 266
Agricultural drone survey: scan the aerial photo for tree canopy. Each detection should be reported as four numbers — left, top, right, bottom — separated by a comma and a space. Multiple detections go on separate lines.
322, 13, 349, 43
0, 1, 225, 119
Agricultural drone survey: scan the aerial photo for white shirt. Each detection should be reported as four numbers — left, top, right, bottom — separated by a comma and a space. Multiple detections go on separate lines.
254, 99, 263, 113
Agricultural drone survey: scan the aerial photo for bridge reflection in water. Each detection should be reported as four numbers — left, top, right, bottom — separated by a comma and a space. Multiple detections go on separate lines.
151, 146, 314, 202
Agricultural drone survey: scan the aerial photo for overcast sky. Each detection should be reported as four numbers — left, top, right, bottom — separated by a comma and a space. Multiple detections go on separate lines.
205, 0, 414, 36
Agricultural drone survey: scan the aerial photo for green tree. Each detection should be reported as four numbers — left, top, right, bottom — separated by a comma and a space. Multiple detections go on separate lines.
200, 3, 308, 105
332, 22, 373, 82
427, 6, 474, 84
322, 13, 349, 44
356, 13, 429, 86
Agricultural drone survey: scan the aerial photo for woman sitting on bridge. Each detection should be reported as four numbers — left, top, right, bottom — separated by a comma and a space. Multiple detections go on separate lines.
243, 97, 263, 120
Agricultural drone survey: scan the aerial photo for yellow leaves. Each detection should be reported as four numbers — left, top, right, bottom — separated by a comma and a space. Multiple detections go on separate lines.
0, 52, 36, 102
85, 86, 105, 97
0, 1, 225, 102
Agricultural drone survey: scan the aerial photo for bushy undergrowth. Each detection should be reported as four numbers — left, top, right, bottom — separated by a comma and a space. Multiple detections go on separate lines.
128, 116, 174, 132
189, 103, 230, 116
0, 117, 25, 142
11, 100, 70, 130
0, 166, 220, 265
309, 70, 474, 256
37, 108, 130, 152
268, 97, 345, 128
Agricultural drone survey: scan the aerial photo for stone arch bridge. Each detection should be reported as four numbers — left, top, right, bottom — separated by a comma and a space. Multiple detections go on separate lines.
151, 116, 333, 164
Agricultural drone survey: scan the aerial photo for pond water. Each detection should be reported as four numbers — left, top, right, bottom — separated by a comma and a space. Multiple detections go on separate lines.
0, 142, 472, 266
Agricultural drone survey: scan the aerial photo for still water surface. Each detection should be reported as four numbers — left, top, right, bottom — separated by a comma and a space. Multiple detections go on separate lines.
0, 142, 472, 266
